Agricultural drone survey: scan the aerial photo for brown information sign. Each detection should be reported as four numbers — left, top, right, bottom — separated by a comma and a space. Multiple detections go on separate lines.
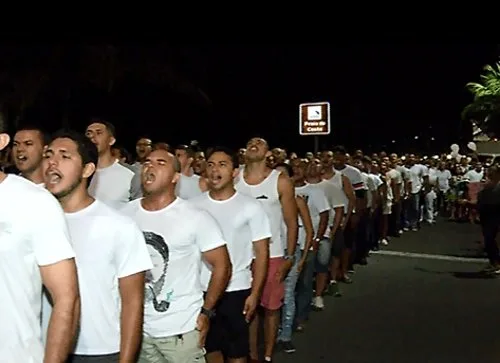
299, 102, 331, 136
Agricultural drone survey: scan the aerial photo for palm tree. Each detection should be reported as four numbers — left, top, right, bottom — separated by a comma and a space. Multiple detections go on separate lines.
462, 59, 500, 136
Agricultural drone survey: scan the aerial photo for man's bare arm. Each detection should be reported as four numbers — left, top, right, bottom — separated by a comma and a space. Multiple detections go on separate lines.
203, 245, 232, 310
41, 259, 80, 363
119, 272, 145, 363
278, 174, 298, 256
251, 239, 270, 299
342, 175, 356, 224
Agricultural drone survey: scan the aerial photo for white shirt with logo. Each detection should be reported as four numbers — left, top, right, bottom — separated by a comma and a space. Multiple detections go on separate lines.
121, 198, 226, 338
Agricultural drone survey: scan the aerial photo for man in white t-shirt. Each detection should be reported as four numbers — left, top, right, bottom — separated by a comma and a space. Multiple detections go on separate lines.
0, 120, 80, 363
121, 148, 231, 363
191, 146, 271, 363
42, 130, 152, 363
86, 119, 141, 209
175, 144, 207, 199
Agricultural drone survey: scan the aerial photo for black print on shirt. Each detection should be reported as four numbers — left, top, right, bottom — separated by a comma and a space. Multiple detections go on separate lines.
143, 231, 171, 313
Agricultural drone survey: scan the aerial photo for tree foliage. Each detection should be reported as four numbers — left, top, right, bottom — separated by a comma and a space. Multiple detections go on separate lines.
462, 59, 500, 136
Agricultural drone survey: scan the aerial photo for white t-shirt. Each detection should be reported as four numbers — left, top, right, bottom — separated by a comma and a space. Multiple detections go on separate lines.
464, 169, 484, 182
295, 183, 330, 248
41, 200, 152, 355
121, 198, 226, 338
0, 175, 75, 363
88, 161, 135, 209
436, 169, 452, 191
315, 179, 345, 238
407, 164, 428, 194
175, 174, 203, 200
190, 191, 272, 292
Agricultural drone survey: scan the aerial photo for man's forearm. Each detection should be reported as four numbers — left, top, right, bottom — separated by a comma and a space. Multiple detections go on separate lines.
250, 253, 268, 298
285, 220, 298, 255
120, 300, 144, 363
44, 297, 80, 363
204, 264, 230, 310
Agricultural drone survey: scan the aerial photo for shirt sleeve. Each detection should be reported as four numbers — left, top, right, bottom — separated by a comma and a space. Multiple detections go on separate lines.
115, 217, 153, 278
129, 172, 143, 200
350, 168, 365, 190
195, 210, 227, 252
313, 189, 330, 214
248, 201, 272, 242
31, 192, 75, 266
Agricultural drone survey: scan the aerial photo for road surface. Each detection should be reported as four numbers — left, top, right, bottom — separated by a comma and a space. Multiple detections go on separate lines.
272, 221, 498, 363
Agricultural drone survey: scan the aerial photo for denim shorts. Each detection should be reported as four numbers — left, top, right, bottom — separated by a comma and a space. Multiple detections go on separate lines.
315, 232, 345, 273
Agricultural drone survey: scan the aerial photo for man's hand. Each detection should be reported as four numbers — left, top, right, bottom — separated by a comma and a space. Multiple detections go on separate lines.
196, 314, 210, 348
276, 259, 293, 282
243, 294, 258, 323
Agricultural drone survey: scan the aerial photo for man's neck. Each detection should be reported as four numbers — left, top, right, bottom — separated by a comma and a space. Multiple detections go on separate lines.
0, 171, 6, 184
60, 190, 94, 214
209, 185, 236, 201
245, 160, 269, 176
182, 166, 194, 177
307, 176, 321, 184
294, 179, 306, 187
23, 168, 44, 185
142, 191, 177, 211
97, 151, 115, 169
322, 167, 334, 179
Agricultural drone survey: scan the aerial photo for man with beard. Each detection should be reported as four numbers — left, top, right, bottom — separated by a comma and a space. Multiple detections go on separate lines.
121, 147, 231, 363
236, 137, 298, 363
42, 130, 152, 363
191, 146, 271, 363
12, 125, 48, 185
0, 119, 80, 363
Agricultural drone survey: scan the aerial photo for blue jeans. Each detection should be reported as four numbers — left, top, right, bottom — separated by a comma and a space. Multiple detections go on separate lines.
278, 248, 302, 342
405, 192, 421, 229
295, 250, 316, 323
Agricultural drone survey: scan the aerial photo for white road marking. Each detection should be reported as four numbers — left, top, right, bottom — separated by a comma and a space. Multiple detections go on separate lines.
370, 250, 487, 263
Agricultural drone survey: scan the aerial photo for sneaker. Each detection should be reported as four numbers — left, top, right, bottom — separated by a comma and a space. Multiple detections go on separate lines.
380, 238, 389, 246
312, 296, 324, 310
281, 341, 296, 353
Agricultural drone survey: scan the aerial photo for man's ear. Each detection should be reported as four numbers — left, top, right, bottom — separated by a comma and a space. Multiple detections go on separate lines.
0, 133, 10, 151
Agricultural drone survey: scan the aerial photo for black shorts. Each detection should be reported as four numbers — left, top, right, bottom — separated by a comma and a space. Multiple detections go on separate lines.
204, 289, 251, 358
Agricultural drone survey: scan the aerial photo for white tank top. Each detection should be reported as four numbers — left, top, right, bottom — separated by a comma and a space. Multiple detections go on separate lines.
235, 169, 284, 258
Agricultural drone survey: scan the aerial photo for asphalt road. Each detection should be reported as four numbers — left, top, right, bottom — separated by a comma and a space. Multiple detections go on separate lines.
273, 221, 498, 363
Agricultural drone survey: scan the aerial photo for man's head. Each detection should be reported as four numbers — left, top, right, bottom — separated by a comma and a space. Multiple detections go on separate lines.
307, 157, 322, 178
136, 137, 153, 160
245, 137, 271, 163
290, 158, 307, 182
142, 149, 181, 196
12, 126, 48, 176
206, 146, 239, 192
43, 130, 98, 200
85, 119, 116, 155
332, 145, 347, 169
174, 144, 195, 171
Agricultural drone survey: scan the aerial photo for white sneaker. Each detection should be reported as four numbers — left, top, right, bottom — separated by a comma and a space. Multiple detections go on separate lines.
312, 296, 325, 310
380, 239, 389, 246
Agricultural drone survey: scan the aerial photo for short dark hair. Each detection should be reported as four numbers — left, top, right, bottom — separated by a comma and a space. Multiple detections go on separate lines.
333, 145, 347, 154
50, 129, 98, 167
89, 118, 116, 137
207, 146, 239, 169
174, 144, 195, 158
16, 124, 50, 145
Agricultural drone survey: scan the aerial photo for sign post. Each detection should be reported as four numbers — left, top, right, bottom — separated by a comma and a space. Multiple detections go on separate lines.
299, 101, 331, 154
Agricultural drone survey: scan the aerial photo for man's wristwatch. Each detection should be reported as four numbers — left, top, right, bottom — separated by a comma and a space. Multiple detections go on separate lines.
200, 307, 216, 319
283, 254, 295, 261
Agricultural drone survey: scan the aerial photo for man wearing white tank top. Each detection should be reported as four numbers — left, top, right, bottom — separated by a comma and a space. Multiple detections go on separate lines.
235, 137, 298, 363
174, 144, 208, 199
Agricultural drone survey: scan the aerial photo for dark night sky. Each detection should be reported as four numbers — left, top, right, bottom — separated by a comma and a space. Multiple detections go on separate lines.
15, 44, 500, 155
175, 44, 498, 155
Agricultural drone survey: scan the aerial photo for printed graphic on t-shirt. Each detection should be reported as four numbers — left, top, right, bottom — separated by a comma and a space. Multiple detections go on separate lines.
143, 231, 173, 313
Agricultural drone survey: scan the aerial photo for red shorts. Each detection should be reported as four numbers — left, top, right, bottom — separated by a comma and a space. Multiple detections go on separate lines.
260, 257, 285, 310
